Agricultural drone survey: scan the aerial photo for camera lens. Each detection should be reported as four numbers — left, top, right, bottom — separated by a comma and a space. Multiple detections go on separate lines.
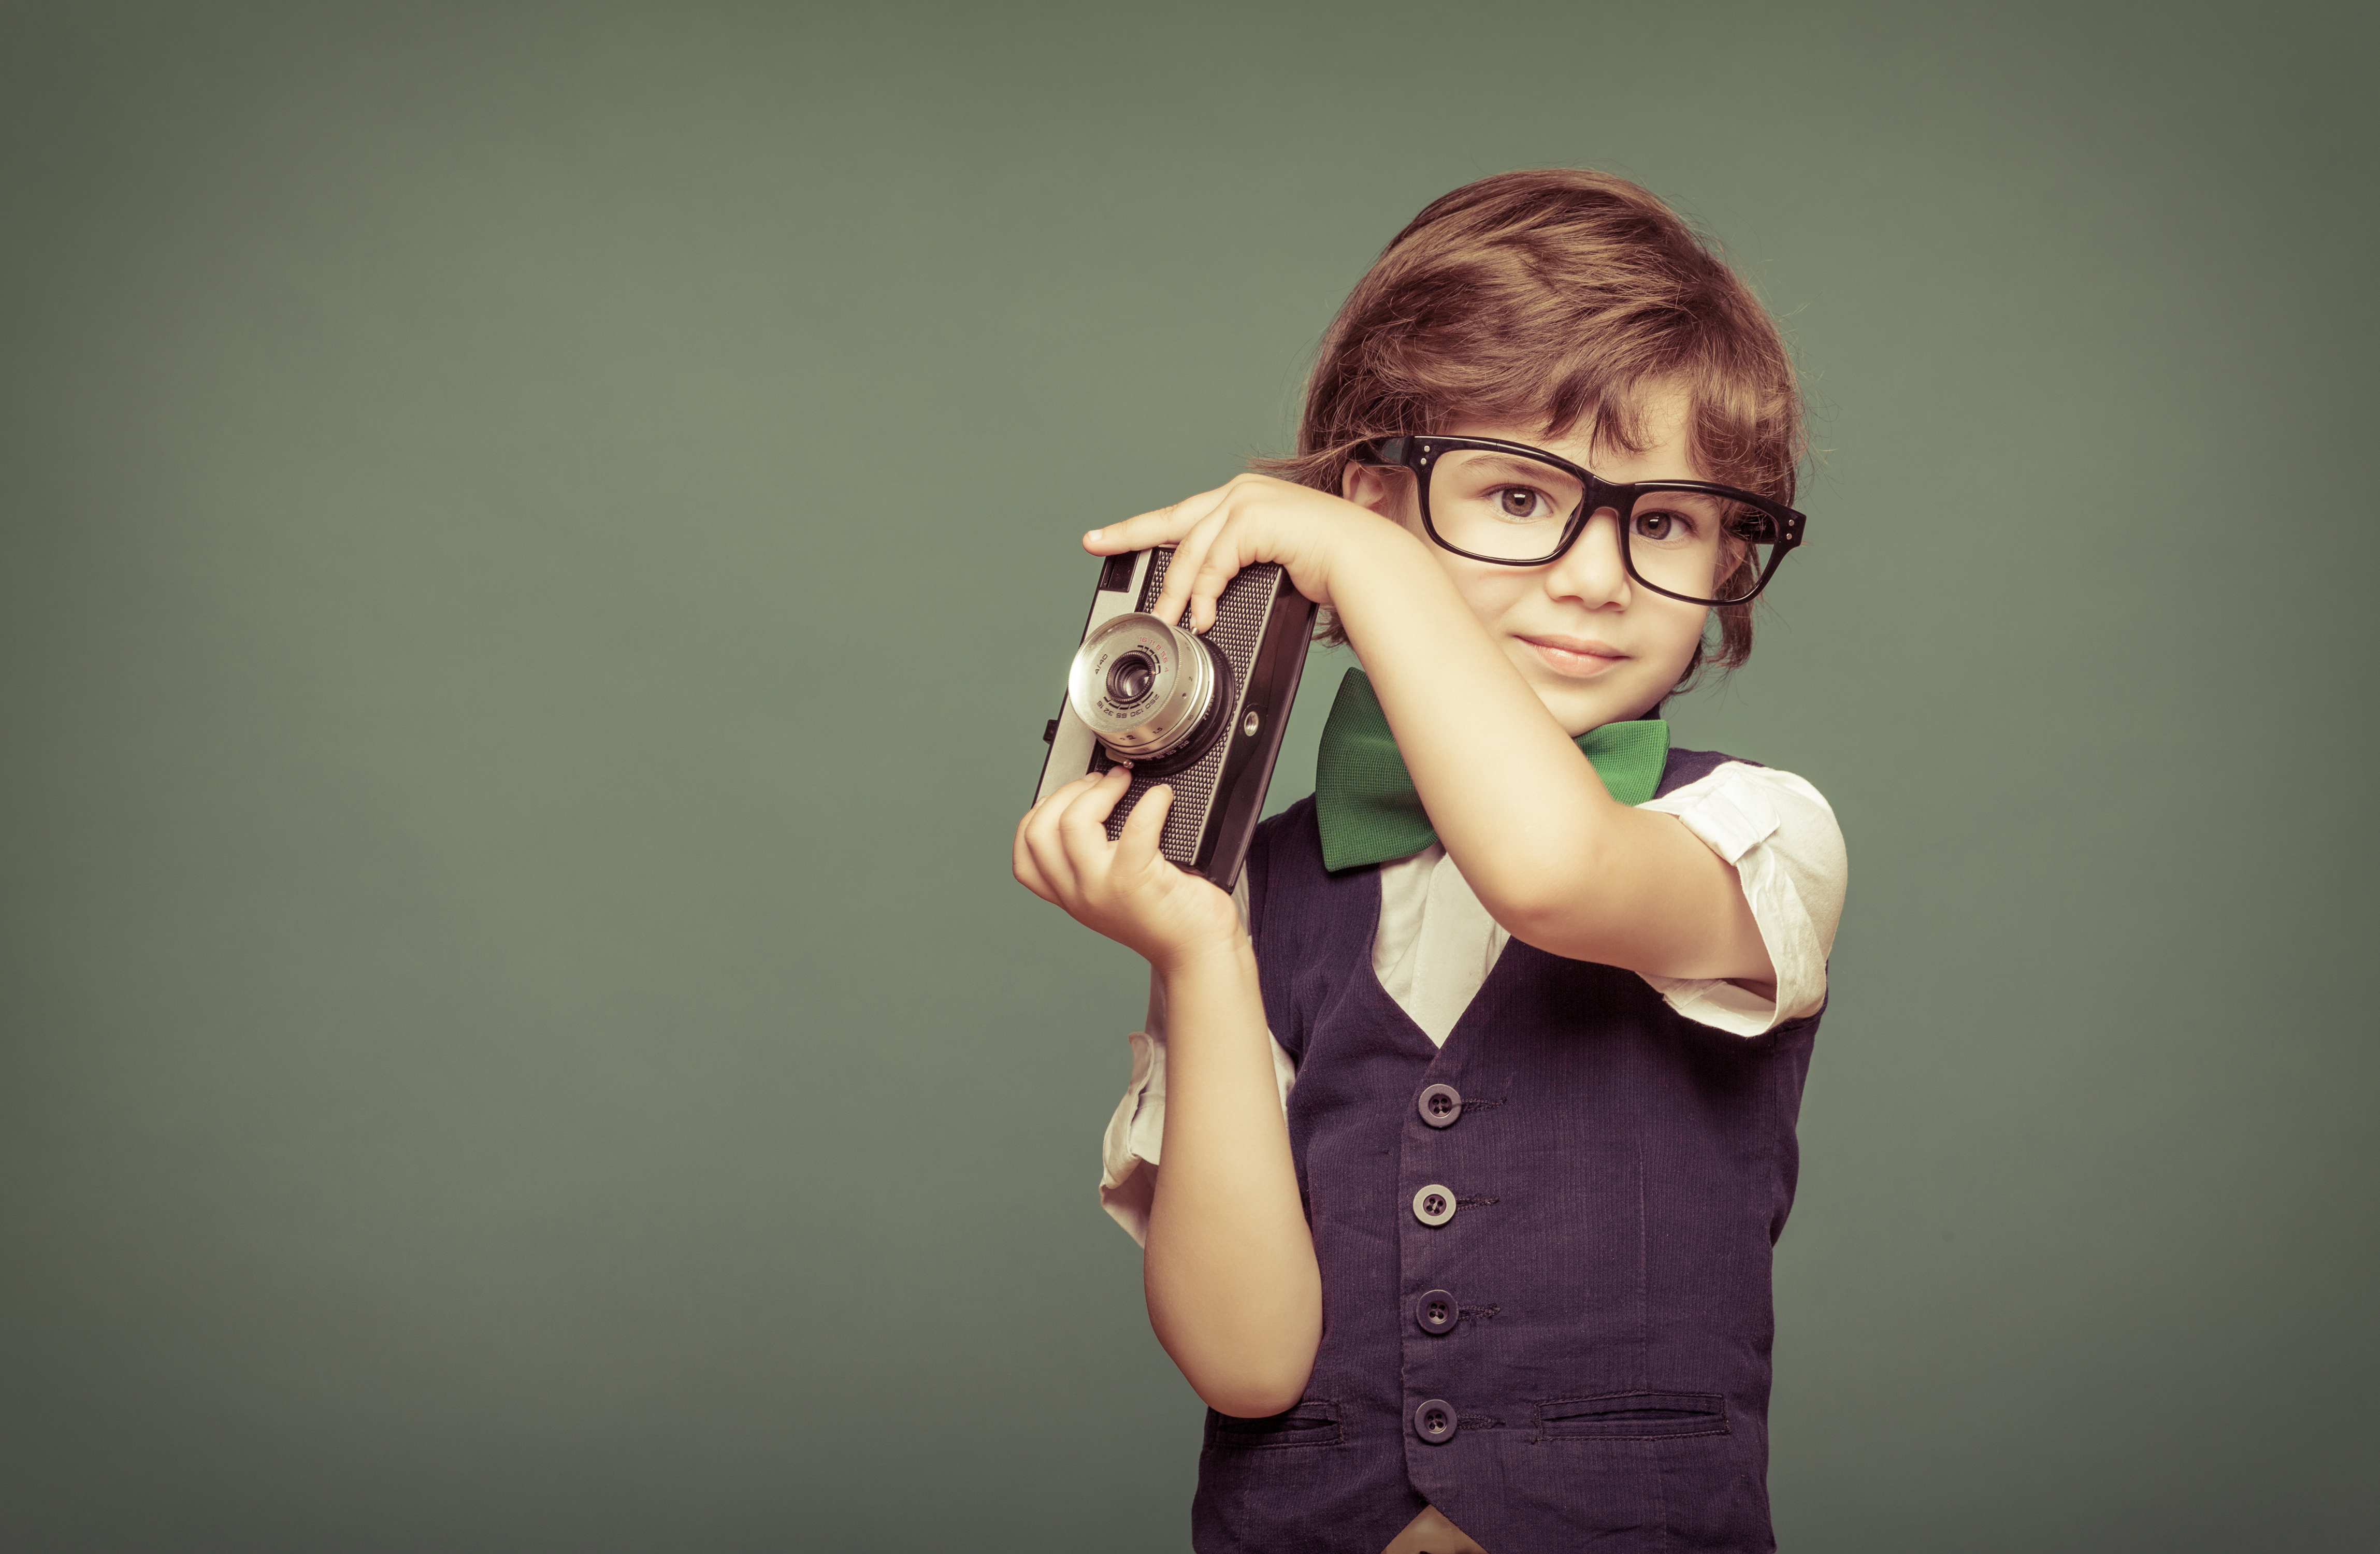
1107, 652, 1157, 706
1067, 613, 1229, 766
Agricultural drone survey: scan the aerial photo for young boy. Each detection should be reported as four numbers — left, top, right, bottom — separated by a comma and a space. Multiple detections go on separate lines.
1015, 169, 1846, 1554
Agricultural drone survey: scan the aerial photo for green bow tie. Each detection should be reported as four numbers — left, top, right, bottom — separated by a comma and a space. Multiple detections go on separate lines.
1312, 669, 1670, 873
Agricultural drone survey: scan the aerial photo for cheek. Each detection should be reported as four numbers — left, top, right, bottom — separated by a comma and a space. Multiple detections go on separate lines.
1450, 567, 1533, 631
1420, 543, 1521, 626
1642, 602, 1712, 673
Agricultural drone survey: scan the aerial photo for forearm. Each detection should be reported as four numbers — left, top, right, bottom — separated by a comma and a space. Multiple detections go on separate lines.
1329, 530, 1768, 980
1329, 537, 1632, 913
1143, 939, 1321, 1418
1074, 471, 1767, 985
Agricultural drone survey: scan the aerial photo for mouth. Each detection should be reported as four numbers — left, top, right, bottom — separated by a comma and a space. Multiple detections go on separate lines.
1519, 634, 1629, 678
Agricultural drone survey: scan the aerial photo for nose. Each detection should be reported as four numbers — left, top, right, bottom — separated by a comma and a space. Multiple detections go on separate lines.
1542, 508, 1632, 607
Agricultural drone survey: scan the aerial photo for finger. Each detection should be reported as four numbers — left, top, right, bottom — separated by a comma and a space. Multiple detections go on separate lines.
1012, 807, 1060, 903
1185, 521, 1261, 635
1114, 782, 1176, 878
1019, 805, 1073, 903
1148, 507, 1233, 629
1086, 485, 1232, 556
1023, 776, 1102, 900
1056, 765, 1133, 868
1164, 507, 1255, 635
1021, 770, 1105, 851
1054, 768, 1136, 890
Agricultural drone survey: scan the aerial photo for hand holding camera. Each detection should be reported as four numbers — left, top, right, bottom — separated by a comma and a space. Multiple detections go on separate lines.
1018, 477, 1393, 928
1085, 472, 1379, 633
1011, 766, 1249, 974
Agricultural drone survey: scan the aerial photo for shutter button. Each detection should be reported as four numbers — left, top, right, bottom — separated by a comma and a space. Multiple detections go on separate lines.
1412, 1184, 1456, 1227
1413, 1399, 1458, 1444
1417, 1083, 1462, 1128
1416, 1288, 1457, 1334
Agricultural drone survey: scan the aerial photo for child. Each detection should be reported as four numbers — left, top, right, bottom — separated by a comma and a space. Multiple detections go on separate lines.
1014, 170, 1846, 1554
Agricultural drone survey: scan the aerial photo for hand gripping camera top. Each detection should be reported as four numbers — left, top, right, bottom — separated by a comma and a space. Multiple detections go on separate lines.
1035, 548, 1315, 894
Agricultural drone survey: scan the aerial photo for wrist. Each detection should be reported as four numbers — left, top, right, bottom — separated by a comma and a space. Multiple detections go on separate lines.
1153, 930, 1254, 982
1325, 519, 1446, 635
1150, 929, 1256, 990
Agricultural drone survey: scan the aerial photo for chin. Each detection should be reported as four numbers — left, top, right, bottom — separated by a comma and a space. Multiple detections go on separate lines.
1541, 685, 1650, 736
1507, 649, 1668, 732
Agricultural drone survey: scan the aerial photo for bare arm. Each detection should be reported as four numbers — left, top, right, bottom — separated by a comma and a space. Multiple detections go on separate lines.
1095, 475, 1773, 989
1141, 940, 1319, 1417
1324, 526, 1773, 988
1014, 772, 1320, 1416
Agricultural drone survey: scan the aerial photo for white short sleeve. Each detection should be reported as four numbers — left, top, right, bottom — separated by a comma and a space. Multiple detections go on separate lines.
1636, 763, 1847, 1036
1097, 873, 1300, 1247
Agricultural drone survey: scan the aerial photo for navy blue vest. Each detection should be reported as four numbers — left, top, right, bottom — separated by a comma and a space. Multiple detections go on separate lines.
1191, 749, 1821, 1554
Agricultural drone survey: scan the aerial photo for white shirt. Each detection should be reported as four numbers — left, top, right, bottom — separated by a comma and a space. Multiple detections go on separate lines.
1099, 761, 1847, 1244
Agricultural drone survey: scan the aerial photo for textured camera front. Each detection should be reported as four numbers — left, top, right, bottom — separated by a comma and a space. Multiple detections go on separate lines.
1105, 554, 1280, 870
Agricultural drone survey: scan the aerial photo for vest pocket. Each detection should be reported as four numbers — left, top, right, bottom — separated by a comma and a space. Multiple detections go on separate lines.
1534, 1390, 1728, 1442
1203, 1399, 1344, 1450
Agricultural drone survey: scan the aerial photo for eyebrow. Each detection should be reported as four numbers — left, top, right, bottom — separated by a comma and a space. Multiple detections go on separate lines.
1455, 452, 1578, 482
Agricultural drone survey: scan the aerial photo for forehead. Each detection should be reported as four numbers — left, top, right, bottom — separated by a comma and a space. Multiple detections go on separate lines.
1449, 385, 1704, 483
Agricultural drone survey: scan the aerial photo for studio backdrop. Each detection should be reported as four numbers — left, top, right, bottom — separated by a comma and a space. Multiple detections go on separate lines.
2, 3, 2372, 1550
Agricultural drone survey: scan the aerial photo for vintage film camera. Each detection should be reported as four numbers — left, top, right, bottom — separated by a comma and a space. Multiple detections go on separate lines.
1034, 548, 1315, 894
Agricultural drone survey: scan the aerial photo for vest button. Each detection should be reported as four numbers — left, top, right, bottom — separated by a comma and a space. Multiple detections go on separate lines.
1413, 1398, 1458, 1444
1412, 1184, 1456, 1226
1416, 1288, 1457, 1334
1417, 1083, 1463, 1128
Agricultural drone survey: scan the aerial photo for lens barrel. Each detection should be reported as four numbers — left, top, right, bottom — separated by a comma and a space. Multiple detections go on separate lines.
1067, 613, 1227, 764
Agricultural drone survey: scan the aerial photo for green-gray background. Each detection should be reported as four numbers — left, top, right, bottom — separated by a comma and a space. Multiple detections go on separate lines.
4, 3, 2372, 1549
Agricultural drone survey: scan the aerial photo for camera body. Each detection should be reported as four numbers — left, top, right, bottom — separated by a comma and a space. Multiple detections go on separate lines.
1035, 548, 1315, 894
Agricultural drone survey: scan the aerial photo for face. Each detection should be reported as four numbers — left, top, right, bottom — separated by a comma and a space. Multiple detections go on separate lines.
1345, 389, 1714, 736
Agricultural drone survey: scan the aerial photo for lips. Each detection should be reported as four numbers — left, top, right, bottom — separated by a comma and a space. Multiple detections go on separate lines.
1520, 635, 1628, 677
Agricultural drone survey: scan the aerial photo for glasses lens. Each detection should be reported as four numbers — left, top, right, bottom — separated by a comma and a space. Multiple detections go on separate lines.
1623, 488, 1778, 605
1424, 449, 1586, 562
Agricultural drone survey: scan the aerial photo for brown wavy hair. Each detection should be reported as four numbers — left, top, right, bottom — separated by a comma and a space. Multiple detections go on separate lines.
1259, 169, 1804, 681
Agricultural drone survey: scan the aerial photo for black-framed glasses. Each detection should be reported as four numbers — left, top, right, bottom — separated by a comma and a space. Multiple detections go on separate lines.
1355, 435, 1807, 608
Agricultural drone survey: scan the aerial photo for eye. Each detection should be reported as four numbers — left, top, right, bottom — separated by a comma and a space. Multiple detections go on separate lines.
1493, 486, 1553, 520
1631, 507, 1696, 543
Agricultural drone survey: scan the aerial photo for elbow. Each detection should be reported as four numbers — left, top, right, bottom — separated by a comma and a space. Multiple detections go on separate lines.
1195, 1358, 1317, 1421
1468, 839, 1578, 936
1488, 882, 1598, 958
1478, 842, 1624, 960
1490, 887, 1560, 949
1154, 1306, 1319, 1420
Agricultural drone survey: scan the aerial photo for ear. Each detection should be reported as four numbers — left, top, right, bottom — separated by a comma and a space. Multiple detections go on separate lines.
1339, 460, 1409, 519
